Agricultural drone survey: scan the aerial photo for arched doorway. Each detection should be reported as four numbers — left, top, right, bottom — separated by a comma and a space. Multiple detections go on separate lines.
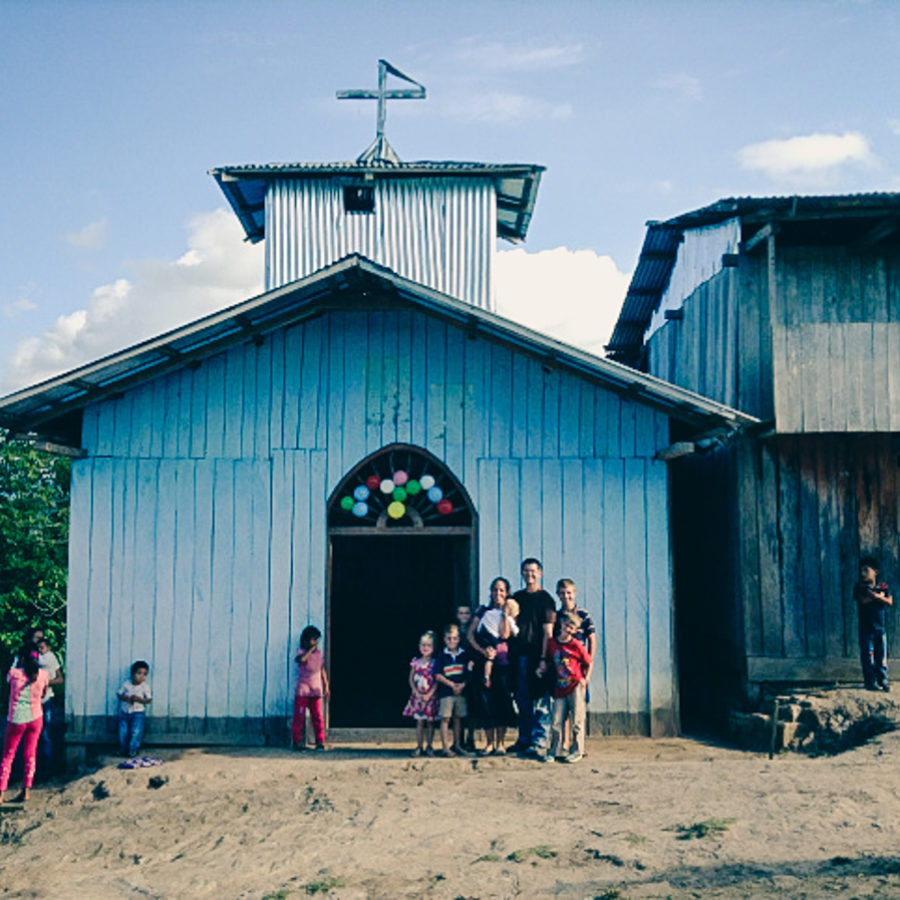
327, 445, 477, 727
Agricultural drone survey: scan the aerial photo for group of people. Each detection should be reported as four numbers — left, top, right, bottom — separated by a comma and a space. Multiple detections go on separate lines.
0, 628, 63, 804
403, 558, 596, 761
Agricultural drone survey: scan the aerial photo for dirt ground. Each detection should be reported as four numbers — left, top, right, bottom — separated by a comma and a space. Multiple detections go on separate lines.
2, 729, 900, 899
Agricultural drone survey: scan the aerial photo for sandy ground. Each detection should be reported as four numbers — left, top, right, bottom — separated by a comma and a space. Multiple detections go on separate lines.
2, 731, 900, 899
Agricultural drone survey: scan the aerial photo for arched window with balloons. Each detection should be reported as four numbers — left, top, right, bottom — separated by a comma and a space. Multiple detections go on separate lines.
328, 445, 473, 530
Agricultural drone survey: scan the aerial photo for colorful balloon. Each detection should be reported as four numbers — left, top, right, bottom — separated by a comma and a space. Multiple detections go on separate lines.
405, 479, 421, 495
366, 475, 380, 491
387, 501, 406, 519
380, 478, 395, 494
437, 499, 453, 515
353, 485, 370, 501
392, 486, 408, 502
427, 486, 443, 503
340, 496, 354, 511
392, 469, 409, 486
420, 474, 435, 490
352, 501, 369, 518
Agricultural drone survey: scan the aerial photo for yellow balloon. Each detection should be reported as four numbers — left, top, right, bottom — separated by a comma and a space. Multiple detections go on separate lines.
387, 501, 406, 519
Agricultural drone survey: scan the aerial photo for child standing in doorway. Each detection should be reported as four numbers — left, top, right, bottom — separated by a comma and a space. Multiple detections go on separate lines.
292, 625, 329, 750
403, 631, 437, 757
117, 661, 152, 757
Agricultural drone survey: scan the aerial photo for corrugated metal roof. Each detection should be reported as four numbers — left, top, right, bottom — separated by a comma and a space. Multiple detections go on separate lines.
210, 161, 544, 244
608, 192, 900, 364
0, 255, 757, 443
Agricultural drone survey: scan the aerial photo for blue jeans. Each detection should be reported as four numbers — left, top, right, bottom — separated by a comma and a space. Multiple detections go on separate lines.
118, 711, 146, 755
860, 625, 888, 687
39, 700, 54, 768
516, 656, 552, 752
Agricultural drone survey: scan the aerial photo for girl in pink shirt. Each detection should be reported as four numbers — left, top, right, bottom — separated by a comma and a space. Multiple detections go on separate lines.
292, 625, 329, 750
1, 645, 50, 804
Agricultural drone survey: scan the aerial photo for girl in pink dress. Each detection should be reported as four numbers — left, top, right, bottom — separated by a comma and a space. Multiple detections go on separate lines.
403, 631, 437, 757
292, 625, 329, 750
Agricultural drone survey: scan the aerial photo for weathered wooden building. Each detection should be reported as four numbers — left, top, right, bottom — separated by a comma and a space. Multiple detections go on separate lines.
0, 137, 756, 747
608, 194, 900, 726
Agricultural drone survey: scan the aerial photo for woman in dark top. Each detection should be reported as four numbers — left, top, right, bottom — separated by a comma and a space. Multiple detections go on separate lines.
467, 577, 518, 755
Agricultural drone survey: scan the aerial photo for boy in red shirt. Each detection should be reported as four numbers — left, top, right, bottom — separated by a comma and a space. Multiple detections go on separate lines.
539, 611, 591, 763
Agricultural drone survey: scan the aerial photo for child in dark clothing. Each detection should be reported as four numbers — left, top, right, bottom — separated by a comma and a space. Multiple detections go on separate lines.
854, 556, 893, 691
455, 604, 477, 751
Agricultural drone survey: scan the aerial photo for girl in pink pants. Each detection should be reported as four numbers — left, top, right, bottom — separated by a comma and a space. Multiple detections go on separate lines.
1, 645, 50, 804
292, 625, 329, 750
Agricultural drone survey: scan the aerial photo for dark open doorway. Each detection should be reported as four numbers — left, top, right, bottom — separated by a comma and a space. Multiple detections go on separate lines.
326, 444, 477, 728
329, 534, 471, 726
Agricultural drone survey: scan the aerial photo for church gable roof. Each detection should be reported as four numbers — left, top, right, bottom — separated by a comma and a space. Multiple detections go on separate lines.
0, 255, 757, 444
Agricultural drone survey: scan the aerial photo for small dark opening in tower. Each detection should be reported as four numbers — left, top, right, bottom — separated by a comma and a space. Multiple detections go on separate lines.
344, 185, 375, 213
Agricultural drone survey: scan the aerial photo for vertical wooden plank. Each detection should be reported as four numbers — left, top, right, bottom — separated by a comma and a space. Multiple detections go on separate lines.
81, 405, 100, 456
602, 459, 628, 714
168, 459, 195, 720
836, 439, 858, 657
817, 441, 844, 659
341, 311, 367, 471
560, 459, 586, 588
582, 457, 606, 709
540, 369, 559, 459
189, 362, 208, 459
222, 346, 244, 458
254, 336, 272, 458
426, 318, 447, 460
409, 310, 427, 448
578, 380, 595, 458
269, 328, 285, 451
519, 458, 542, 566
152, 462, 177, 725
266, 451, 293, 718
134, 458, 159, 666
633, 404, 657, 459
489, 343, 512, 460
799, 442, 824, 657
828, 325, 846, 433
95, 400, 115, 456
540, 459, 563, 586
209, 459, 235, 720
624, 459, 649, 722
286, 451, 312, 716
757, 441, 783, 656
778, 440, 805, 656
246, 459, 272, 719
477, 458, 501, 581
148, 379, 166, 458
228, 459, 254, 719
176, 370, 193, 458
461, 332, 486, 489
283, 324, 303, 449
66, 460, 92, 725
205, 354, 226, 458
162, 374, 181, 458
380, 311, 400, 448
85, 462, 112, 718
444, 324, 465, 479
326, 313, 347, 491
872, 322, 890, 432
498, 459, 521, 581
395, 310, 413, 445
239, 344, 257, 459
187, 461, 214, 721
308, 450, 328, 639
510, 353, 529, 458
112, 394, 133, 457
525, 359, 543, 458
111, 460, 136, 713
645, 460, 675, 735
737, 440, 762, 657
887, 323, 900, 431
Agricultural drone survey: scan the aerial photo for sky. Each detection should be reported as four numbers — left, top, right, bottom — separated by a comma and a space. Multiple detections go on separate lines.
1, 0, 898, 392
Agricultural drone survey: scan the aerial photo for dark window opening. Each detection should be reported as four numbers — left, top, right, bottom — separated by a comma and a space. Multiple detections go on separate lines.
343, 185, 375, 213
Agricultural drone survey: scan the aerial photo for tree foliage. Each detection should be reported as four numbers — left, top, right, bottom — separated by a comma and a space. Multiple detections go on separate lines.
0, 430, 70, 671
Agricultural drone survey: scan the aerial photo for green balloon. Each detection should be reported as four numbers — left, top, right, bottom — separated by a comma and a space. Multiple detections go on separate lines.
340, 495, 354, 511
392, 486, 408, 502
406, 479, 421, 495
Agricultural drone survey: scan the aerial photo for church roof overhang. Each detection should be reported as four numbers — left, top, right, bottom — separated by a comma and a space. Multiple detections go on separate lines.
209, 161, 544, 244
608, 192, 900, 365
0, 254, 757, 445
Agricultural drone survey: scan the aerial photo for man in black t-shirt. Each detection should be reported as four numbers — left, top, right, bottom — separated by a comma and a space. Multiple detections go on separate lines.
510, 557, 556, 759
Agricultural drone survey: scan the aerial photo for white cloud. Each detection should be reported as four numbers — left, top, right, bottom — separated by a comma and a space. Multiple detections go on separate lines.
64, 217, 108, 251
444, 91, 573, 124
737, 131, 874, 178
451, 38, 585, 71
888, 118, 900, 136
3, 210, 263, 391
3, 297, 37, 319
495, 247, 630, 356
655, 72, 703, 102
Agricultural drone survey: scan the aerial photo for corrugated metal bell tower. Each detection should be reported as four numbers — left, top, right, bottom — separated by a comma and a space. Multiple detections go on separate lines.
210, 60, 543, 311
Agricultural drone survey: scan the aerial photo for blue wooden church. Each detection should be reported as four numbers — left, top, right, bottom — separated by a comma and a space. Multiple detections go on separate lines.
0, 64, 754, 749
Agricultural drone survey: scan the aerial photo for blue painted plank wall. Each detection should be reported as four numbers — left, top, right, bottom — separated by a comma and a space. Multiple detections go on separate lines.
69, 306, 676, 736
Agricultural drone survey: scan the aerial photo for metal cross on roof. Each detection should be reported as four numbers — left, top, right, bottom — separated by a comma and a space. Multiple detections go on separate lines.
337, 60, 426, 165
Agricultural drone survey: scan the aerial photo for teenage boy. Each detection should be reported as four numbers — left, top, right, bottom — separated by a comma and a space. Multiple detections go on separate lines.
854, 556, 893, 691
510, 558, 556, 759
541, 611, 592, 763
434, 624, 472, 756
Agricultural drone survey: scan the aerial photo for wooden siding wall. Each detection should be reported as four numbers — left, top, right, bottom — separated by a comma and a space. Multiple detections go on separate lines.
647, 257, 774, 420
70, 306, 676, 739
772, 246, 900, 432
737, 434, 899, 683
